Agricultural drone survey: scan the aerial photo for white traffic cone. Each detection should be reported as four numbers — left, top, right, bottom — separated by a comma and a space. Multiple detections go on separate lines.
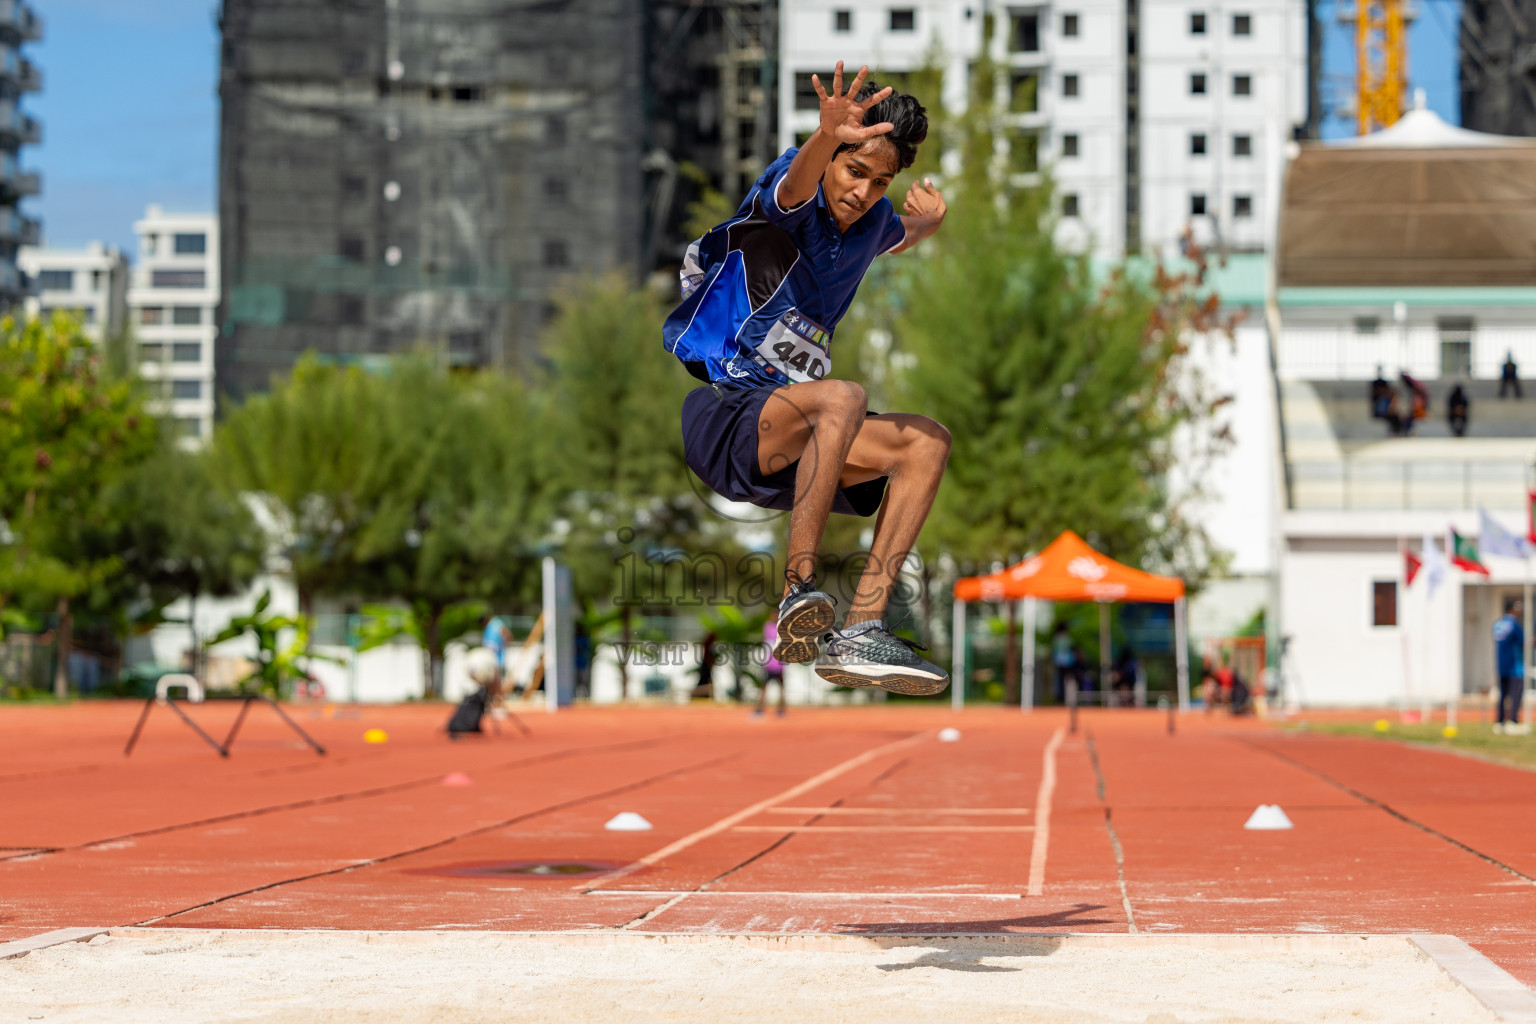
1243, 804, 1294, 830
604, 812, 653, 831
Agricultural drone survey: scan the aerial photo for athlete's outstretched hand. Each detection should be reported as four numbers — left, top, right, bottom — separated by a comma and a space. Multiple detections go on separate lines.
812, 62, 894, 146
903, 177, 946, 222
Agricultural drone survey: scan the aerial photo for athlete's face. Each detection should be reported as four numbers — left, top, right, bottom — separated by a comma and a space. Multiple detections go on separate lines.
821, 139, 900, 231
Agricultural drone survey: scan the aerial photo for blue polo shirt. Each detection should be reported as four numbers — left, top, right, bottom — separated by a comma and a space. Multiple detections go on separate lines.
663, 147, 906, 388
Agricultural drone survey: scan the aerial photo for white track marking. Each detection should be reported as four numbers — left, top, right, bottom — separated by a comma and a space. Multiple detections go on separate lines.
764, 807, 1032, 815
577, 731, 932, 889
732, 825, 1034, 833
1026, 727, 1065, 897
585, 890, 1025, 899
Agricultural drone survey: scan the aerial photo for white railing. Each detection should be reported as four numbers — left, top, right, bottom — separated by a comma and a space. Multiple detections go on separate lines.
1288, 458, 1530, 511
1277, 326, 1536, 382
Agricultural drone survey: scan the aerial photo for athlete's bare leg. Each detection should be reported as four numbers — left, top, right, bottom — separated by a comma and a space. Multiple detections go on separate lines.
756, 380, 869, 592
837, 414, 951, 627
756, 383, 950, 616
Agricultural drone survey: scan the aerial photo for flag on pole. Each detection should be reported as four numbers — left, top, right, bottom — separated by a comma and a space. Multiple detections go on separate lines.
1479, 507, 1533, 559
1527, 490, 1536, 545
1423, 531, 1447, 595
1405, 546, 1423, 586
1449, 528, 1491, 576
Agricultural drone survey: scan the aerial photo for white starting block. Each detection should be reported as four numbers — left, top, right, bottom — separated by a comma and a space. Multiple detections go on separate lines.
155, 673, 205, 704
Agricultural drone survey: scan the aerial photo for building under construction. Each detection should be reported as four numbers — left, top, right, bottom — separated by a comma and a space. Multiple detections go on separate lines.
217, 0, 773, 402
1459, 0, 1536, 136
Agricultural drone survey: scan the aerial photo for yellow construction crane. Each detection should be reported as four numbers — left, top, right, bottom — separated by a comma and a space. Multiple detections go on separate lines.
1356, 0, 1409, 134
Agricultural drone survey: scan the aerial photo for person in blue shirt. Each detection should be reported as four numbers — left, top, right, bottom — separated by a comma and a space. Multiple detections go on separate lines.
1493, 597, 1526, 734
666, 63, 950, 696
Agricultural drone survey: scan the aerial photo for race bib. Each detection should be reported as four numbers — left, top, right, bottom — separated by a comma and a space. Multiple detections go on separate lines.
756, 309, 831, 382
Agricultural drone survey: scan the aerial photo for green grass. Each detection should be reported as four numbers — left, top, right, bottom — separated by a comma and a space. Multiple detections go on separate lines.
1298, 718, 1536, 772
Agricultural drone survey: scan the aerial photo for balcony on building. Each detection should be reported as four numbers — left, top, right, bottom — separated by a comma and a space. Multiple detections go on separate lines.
0, 0, 42, 43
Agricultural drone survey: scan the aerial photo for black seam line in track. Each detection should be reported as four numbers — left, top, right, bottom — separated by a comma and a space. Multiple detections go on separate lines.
0, 736, 680, 865
1085, 731, 1139, 934
0, 763, 106, 785
1241, 738, 1536, 886
133, 750, 744, 927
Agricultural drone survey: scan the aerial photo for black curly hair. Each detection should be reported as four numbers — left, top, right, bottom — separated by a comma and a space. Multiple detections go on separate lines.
833, 80, 928, 171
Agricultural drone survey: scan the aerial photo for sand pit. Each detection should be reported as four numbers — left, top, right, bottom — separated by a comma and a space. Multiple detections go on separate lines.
0, 929, 1513, 1024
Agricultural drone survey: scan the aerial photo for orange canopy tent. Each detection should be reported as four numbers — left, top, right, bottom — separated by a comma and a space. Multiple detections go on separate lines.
950, 531, 1189, 711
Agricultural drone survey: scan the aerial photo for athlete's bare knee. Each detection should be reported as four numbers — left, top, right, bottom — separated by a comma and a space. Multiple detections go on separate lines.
816, 379, 867, 426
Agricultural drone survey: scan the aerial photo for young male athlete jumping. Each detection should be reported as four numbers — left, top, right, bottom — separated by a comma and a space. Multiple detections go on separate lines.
664, 63, 952, 695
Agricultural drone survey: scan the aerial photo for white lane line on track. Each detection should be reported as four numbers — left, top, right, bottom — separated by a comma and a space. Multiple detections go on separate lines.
1026, 727, 1065, 897
732, 825, 1035, 833
586, 890, 1026, 899
578, 731, 932, 890
764, 807, 1033, 815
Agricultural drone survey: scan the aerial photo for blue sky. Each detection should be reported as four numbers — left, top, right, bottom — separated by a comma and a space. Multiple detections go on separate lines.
28, 0, 219, 253
22, 0, 1460, 251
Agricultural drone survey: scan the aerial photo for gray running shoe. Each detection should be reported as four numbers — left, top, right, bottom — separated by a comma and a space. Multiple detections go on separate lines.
773, 572, 836, 664
815, 625, 949, 696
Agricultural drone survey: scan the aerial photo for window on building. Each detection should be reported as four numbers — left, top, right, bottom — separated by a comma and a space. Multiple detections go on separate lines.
544, 239, 569, 268
1190, 72, 1207, 95
546, 116, 566, 145
1372, 581, 1398, 627
1062, 12, 1079, 36
340, 295, 364, 325
1233, 73, 1252, 96
1354, 316, 1381, 335
451, 85, 483, 103
1062, 193, 1080, 217
37, 269, 73, 291
340, 236, 365, 263
342, 174, 366, 199
139, 306, 165, 325
143, 234, 158, 256
1232, 12, 1252, 34
1062, 73, 1079, 97
152, 270, 206, 289
1062, 133, 1080, 157
545, 177, 568, 202
91, 270, 102, 292
1008, 131, 1041, 174
1010, 71, 1039, 112
1190, 132, 1207, 155
1233, 194, 1253, 218
795, 72, 822, 110
834, 9, 852, 31
177, 417, 203, 439
173, 233, 206, 255
171, 306, 201, 325
1438, 316, 1474, 377
1190, 11, 1207, 34
889, 8, 916, 31
1009, 11, 1039, 51
1233, 133, 1253, 156
140, 342, 165, 361
171, 342, 201, 363
1190, 193, 1207, 216
170, 379, 202, 400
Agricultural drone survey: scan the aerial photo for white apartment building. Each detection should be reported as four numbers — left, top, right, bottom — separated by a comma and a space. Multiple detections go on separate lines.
18, 242, 128, 341
779, 0, 1306, 257
128, 205, 218, 442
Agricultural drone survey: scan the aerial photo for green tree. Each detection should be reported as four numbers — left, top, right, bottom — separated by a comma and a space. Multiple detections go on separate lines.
0, 314, 159, 696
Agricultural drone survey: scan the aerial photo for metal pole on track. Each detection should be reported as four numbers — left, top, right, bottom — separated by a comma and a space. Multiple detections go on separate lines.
952, 597, 965, 713
1021, 596, 1037, 713
1174, 596, 1190, 713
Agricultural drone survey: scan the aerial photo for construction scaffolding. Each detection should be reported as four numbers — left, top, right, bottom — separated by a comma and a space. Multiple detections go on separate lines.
1355, 0, 1408, 134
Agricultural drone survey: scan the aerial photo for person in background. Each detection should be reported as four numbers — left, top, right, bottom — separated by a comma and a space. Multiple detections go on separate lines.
1369, 366, 1392, 419
1493, 597, 1527, 735
1447, 384, 1470, 437
1384, 389, 1407, 437
1500, 352, 1522, 399
573, 622, 592, 701
755, 620, 788, 718
482, 615, 512, 687
1111, 645, 1139, 707
1200, 655, 1219, 713
1051, 622, 1074, 703
691, 632, 719, 700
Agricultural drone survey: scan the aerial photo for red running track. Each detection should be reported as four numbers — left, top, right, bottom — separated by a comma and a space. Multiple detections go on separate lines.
1, 702, 1533, 983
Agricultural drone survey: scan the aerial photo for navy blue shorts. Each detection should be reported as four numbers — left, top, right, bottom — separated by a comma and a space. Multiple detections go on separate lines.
681, 383, 888, 518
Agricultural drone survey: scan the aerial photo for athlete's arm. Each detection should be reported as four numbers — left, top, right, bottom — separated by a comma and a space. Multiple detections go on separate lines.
777, 62, 893, 211
890, 177, 947, 254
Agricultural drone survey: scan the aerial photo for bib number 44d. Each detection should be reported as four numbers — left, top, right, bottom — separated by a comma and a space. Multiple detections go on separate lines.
758, 310, 831, 383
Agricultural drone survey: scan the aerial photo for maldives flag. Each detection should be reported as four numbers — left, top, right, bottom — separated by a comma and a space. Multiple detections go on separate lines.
1405, 547, 1423, 586
1449, 528, 1491, 576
